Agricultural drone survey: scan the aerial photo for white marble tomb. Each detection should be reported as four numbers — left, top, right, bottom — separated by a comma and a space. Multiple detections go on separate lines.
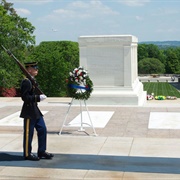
78, 35, 147, 105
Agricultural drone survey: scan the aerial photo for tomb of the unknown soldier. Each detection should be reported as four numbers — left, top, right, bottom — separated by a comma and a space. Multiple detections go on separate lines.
78, 35, 147, 106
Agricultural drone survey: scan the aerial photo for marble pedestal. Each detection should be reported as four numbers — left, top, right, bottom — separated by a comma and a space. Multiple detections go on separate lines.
78, 35, 146, 106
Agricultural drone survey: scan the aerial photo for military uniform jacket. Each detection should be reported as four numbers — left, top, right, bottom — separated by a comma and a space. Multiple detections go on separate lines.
20, 78, 43, 120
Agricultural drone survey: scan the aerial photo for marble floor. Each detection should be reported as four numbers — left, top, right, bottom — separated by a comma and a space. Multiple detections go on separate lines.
1, 97, 180, 179
149, 112, 180, 129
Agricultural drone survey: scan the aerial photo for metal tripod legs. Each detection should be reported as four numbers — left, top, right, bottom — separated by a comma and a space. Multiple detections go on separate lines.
59, 98, 97, 136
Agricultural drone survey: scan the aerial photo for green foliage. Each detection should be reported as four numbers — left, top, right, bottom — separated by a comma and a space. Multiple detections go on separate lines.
137, 44, 180, 74
138, 44, 148, 61
0, 0, 35, 46
143, 82, 180, 98
138, 58, 165, 74
0, 0, 35, 94
138, 44, 166, 64
28, 41, 79, 97
164, 48, 180, 74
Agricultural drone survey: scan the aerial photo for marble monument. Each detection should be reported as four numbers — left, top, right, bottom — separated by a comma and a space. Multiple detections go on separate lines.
78, 35, 146, 105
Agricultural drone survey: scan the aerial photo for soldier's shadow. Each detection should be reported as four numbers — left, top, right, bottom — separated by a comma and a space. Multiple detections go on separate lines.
0, 152, 23, 161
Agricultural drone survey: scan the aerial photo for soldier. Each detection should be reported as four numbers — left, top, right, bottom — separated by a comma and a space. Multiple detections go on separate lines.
20, 62, 53, 161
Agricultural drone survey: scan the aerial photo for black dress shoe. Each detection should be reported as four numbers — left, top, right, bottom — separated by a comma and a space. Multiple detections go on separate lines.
25, 153, 40, 161
38, 152, 54, 159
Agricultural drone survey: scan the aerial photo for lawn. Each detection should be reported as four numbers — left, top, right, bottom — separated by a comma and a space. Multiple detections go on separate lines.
143, 82, 180, 98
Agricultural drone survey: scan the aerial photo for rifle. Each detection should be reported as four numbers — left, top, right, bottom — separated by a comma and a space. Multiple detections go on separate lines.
1, 45, 44, 95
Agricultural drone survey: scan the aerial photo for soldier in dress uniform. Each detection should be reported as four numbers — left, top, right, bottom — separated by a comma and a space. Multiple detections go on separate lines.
20, 62, 54, 161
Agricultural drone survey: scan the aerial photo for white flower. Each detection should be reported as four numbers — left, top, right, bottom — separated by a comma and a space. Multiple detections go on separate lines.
73, 68, 78, 73
77, 70, 82, 75
83, 70, 87, 73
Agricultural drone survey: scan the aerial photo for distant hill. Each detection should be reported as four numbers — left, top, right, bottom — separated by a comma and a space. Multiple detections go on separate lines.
139, 41, 180, 49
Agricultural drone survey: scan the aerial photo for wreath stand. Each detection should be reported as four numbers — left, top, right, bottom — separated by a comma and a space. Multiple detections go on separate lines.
59, 98, 97, 136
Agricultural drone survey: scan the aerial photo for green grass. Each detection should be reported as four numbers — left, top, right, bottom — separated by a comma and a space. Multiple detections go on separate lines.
143, 82, 180, 98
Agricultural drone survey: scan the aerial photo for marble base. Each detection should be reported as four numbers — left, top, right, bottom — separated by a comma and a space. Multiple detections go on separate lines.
87, 79, 147, 106
67, 111, 114, 128
149, 112, 180, 129
0, 111, 48, 126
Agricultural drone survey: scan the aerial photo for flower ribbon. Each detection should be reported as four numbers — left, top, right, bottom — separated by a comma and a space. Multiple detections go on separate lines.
69, 84, 90, 91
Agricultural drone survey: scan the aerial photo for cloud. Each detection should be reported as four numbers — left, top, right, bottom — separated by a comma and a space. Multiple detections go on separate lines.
15, 8, 31, 16
9, 0, 54, 5
69, 0, 119, 15
156, 28, 179, 33
152, 7, 179, 16
118, 0, 150, 7
135, 15, 143, 21
69, 1, 90, 9
40, 0, 119, 22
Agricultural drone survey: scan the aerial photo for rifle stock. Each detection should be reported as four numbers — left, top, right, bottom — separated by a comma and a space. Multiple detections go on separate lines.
1, 45, 44, 95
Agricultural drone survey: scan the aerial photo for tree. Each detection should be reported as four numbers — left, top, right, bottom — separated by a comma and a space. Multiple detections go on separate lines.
0, 0, 35, 96
138, 44, 166, 64
0, 0, 35, 47
138, 58, 165, 74
164, 48, 180, 74
147, 44, 160, 59
28, 41, 79, 97
138, 44, 148, 61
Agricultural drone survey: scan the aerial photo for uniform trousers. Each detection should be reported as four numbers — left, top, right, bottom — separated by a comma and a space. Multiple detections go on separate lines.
23, 116, 47, 157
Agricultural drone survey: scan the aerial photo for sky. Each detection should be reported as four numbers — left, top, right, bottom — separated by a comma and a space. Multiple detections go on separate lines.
8, 0, 180, 45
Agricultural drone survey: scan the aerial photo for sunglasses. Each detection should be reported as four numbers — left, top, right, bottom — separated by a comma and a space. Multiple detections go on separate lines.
32, 65, 39, 70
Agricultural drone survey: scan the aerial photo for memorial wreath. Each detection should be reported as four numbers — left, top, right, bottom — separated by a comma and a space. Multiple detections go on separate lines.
66, 66, 93, 100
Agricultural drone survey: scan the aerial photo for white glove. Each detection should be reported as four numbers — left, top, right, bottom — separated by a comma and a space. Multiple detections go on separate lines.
40, 94, 47, 101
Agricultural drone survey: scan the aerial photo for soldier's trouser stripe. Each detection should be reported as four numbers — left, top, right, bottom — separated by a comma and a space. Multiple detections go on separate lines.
25, 118, 30, 157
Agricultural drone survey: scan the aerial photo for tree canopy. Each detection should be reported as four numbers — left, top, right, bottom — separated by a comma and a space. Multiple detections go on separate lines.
138, 58, 165, 74
164, 48, 180, 74
0, 0, 35, 91
138, 44, 180, 74
28, 41, 79, 97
